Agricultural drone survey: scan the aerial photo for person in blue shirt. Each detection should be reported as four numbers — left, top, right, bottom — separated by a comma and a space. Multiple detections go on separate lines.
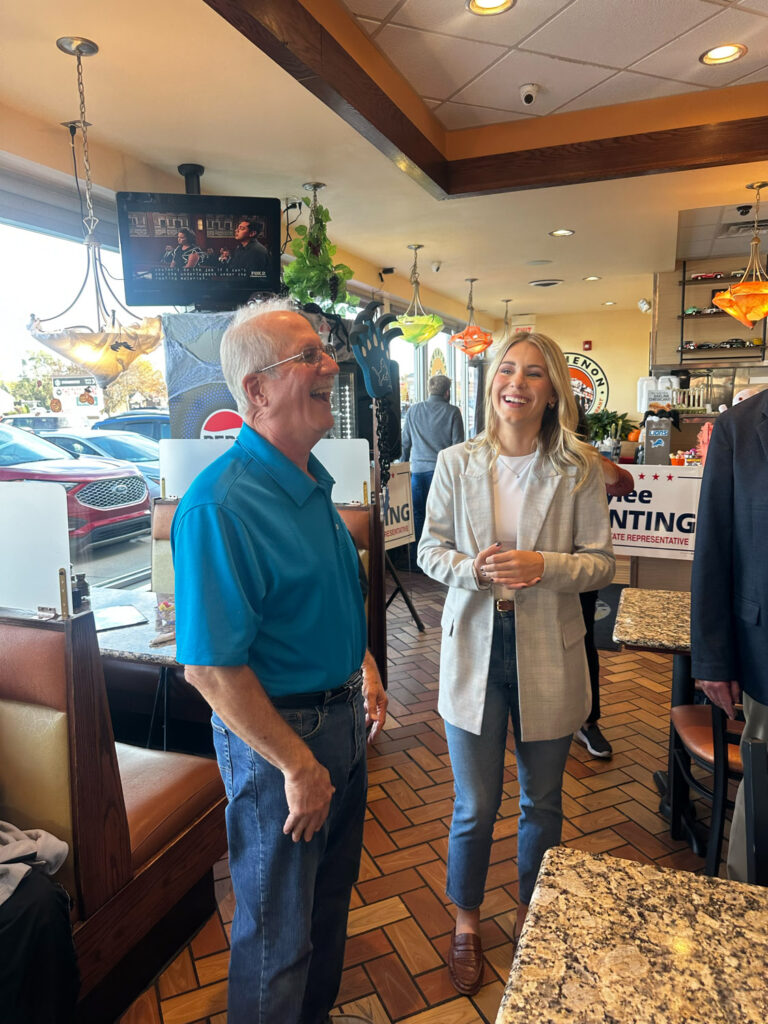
172, 299, 387, 1024
401, 374, 464, 559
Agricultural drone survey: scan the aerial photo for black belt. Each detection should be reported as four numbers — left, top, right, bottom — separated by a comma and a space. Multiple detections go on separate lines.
270, 669, 363, 709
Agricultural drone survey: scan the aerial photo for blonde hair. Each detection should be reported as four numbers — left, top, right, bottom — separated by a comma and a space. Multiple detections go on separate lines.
470, 332, 596, 486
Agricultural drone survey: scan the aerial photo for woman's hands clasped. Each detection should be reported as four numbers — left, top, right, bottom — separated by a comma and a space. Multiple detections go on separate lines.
474, 542, 544, 589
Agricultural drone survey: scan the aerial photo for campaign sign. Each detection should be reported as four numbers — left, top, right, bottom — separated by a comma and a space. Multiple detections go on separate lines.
384, 463, 415, 550
608, 466, 702, 561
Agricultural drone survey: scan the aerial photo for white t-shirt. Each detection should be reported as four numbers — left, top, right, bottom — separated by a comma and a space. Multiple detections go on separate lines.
492, 452, 536, 601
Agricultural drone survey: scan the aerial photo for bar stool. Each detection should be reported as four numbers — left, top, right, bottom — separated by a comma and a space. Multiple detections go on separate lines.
669, 702, 744, 876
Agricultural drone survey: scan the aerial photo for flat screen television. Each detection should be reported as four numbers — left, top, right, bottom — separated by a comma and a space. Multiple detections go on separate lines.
115, 192, 281, 308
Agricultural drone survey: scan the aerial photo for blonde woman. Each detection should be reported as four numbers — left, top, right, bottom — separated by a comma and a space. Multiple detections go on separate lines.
418, 333, 614, 995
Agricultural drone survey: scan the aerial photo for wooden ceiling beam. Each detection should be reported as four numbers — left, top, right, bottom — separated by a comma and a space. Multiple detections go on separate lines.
204, 0, 449, 198
205, 0, 768, 199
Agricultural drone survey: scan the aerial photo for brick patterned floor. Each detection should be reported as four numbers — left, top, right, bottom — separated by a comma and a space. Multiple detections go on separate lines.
120, 571, 709, 1024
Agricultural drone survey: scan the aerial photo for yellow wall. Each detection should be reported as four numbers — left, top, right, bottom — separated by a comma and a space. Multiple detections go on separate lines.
536, 310, 651, 421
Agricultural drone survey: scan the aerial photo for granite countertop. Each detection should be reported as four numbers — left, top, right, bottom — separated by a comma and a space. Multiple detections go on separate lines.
497, 845, 768, 1024
612, 587, 690, 653
91, 587, 178, 666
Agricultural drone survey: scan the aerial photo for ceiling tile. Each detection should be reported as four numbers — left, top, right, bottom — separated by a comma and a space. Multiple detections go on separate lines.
394, 0, 574, 47
521, 0, 719, 67
557, 71, 704, 113
355, 17, 382, 36
734, 0, 768, 13
434, 101, 532, 130
341, 0, 402, 18
453, 49, 614, 115
374, 23, 507, 100
631, 6, 768, 84
729, 61, 768, 82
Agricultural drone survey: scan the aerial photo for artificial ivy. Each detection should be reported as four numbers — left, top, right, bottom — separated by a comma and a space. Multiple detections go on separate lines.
282, 197, 356, 311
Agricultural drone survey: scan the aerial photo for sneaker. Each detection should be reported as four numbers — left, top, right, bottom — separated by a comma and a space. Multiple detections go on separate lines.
575, 722, 613, 759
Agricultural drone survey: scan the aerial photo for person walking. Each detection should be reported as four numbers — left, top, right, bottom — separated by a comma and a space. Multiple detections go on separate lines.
419, 333, 614, 995
402, 374, 464, 557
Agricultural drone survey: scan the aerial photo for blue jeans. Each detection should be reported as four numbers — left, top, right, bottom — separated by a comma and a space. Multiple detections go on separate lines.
409, 470, 434, 566
445, 612, 572, 907
211, 686, 367, 1024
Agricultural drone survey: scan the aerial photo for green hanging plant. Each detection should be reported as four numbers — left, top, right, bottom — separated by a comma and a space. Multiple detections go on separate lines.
282, 194, 356, 311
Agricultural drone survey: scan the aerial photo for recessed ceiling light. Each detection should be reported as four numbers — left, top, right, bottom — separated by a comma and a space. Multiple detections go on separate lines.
529, 279, 563, 287
527, 259, 552, 266
583, 275, 601, 281
465, 0, 516, 15
699, 43, 747, 65
602, 301, 616, 306
549, 228, 575, 237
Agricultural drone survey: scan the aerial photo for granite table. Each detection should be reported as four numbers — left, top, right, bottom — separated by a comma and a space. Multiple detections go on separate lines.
90, 587, 180, 748
497, 845, 768, 1024
612, 588, 707, 857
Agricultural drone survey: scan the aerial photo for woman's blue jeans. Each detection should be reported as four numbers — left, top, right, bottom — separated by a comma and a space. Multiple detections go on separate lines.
445, 611, 572, 908
211, 687, 367, 1024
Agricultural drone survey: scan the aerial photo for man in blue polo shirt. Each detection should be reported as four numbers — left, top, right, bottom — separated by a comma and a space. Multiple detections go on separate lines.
172, 299, 387, 1024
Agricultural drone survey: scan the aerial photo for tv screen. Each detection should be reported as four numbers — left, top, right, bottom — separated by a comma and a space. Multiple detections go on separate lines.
116, 192, 281, 308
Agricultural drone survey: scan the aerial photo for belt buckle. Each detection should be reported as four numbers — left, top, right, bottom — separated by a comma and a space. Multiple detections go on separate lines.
495, 599, 514, 613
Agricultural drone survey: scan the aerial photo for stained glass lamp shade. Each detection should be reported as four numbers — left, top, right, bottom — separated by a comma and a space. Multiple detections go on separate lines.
396, 245, 443, 345
713, 183, 768, 328
450, 279, 494, 357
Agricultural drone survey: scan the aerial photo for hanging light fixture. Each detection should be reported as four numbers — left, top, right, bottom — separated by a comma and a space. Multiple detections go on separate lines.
27, 37, 161, 387
712, 181, 768, 328
395, 244, 443, 345
499, 298, 514, 345
450, 278, 494, 357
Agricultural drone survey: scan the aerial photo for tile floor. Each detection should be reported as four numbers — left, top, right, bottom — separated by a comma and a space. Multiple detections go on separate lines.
119, 571, 708, 1024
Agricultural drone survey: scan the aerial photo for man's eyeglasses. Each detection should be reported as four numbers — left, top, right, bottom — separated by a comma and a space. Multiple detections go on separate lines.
254, 343, 338, 374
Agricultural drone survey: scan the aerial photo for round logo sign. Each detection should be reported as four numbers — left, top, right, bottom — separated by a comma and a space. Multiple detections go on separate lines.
564, 353, 609, 413
200, 408, 243, 439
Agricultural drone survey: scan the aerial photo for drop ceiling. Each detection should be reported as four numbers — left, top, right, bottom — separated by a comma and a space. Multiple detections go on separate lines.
0, 0, 767, 320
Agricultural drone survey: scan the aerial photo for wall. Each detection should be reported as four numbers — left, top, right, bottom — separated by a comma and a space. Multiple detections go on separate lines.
536, 309, 651, 420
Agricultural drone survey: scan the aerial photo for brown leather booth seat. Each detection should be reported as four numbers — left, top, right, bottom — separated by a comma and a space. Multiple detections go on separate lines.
116, 743, 223, 870
0, 609, 227, 1023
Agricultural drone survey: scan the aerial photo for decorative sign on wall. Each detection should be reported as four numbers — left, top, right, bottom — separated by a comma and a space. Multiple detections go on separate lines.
608, 466, 702, 561
564, 352, 609, 413
428, 347, 448, 379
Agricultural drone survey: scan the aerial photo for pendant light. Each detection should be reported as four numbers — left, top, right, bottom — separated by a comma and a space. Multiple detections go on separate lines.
395, 244, 443, 345
27, 38, 161, 386
450, 278, 494, 357
712, 181, 768, 328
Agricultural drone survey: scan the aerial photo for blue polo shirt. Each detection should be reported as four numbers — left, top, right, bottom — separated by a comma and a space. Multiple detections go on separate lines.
171, 424, 367, 697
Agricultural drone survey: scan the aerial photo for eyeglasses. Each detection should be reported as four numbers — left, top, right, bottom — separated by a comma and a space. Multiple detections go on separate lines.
254, 343, 338, 373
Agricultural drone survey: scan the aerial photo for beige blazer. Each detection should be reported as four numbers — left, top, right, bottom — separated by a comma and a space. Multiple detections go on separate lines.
418, 442, 615, 740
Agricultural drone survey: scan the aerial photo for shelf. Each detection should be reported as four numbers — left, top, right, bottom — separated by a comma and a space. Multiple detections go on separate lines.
678, 275, 743, 286
679, 311, 729, 319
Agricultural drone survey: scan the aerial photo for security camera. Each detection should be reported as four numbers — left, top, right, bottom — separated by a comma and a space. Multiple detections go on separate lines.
737, 204, 752, 216
431, 261, 442, 273
520, 83, 540, 106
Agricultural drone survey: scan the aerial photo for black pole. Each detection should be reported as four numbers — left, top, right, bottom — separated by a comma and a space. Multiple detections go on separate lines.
177, 163, 205, 195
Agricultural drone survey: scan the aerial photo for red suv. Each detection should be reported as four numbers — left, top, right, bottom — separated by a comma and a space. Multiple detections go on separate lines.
0, 423, 150, 547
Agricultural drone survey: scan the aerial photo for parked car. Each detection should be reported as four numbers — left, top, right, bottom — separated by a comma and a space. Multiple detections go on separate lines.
0, 423, 150, 548
39, 429, 161, 499
92, 409, 170, 441
0, 412, 89, 432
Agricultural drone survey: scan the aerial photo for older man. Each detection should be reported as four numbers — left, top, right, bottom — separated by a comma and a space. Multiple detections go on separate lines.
172, 300, 387, 1024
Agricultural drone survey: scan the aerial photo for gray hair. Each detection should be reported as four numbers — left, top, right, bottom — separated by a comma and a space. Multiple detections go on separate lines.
221, 298, 309, 415
429, 374, 451, 397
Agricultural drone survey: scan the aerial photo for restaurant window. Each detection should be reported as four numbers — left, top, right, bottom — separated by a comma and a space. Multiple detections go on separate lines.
0, 220, 170, 590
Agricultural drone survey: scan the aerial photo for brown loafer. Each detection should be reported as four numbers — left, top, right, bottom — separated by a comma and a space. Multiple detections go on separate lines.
448, 929, 483, 995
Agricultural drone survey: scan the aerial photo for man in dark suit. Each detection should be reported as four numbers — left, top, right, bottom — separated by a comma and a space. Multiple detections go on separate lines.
691, 388, 768, 881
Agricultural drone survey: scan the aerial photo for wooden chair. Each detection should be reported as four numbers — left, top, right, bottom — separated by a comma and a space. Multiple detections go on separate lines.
0, 607, 227, 1023
743, 736, 768, 886
669, 700, 744, 876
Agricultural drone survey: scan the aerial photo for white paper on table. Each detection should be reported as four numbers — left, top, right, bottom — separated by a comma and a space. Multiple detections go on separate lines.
0, 481, 72, 614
